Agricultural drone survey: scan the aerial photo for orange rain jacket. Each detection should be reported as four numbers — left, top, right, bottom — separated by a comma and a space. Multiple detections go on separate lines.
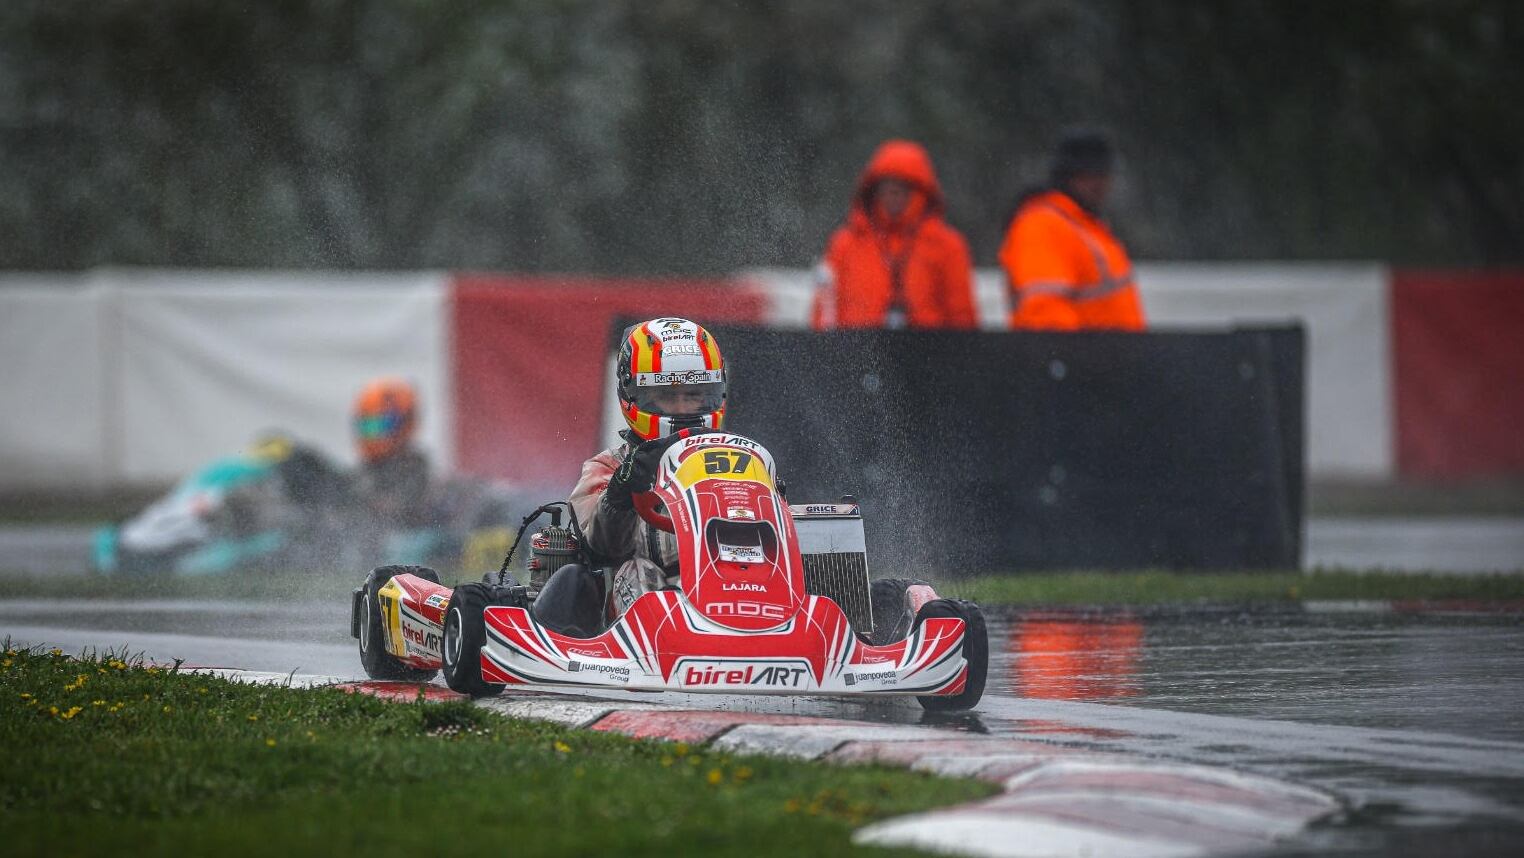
1000, 189, 1145, 331
811, 141, 977, 330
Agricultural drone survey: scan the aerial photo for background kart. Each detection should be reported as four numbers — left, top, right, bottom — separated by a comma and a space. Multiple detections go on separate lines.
352, 432, 988, 711
95, 444, 522, 577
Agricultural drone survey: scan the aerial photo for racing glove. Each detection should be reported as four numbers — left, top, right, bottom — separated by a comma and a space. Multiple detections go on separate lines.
602, 435, 680, 512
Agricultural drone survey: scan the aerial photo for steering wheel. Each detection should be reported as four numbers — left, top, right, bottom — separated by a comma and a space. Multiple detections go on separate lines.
633, 492, 674, 533
628, 426, 719, 533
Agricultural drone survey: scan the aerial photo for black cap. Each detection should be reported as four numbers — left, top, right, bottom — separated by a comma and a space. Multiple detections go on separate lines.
1049, 129, 1114, 183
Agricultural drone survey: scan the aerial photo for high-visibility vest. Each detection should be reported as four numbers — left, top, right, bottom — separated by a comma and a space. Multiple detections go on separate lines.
1000, 190, 1145, 331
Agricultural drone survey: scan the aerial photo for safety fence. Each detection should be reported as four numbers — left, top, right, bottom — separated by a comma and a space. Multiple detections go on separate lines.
1, 265, 1519, 492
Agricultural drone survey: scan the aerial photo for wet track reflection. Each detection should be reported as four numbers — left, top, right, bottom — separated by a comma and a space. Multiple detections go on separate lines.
4, 599, 1524, 853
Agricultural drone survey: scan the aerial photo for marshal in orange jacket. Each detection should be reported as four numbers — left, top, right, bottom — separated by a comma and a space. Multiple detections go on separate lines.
812, 141, 977, 330
1000, 189, 1145, 331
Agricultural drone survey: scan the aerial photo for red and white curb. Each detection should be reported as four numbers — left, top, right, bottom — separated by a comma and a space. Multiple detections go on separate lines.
208, 672, 1343, 858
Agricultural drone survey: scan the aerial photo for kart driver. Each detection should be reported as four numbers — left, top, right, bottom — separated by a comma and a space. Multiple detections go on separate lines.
352, 377, 434, 529
547, 317, 728, 636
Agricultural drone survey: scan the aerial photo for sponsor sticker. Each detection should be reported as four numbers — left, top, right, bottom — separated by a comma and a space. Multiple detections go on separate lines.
566, 661, 631, 683
844, 668, 897, 687
402, 622, 442, 654
706, 600, 788, 621
660, 343, 702, 356
798, 504, 859, 516
718, 542, 764, 563
423, 593, 449, 609
726, 507, 756, 521
678, 659, 811, 689
635, 369, 723, 386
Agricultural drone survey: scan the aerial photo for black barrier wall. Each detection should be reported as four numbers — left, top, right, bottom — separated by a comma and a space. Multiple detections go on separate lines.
703, 326, 1305, 573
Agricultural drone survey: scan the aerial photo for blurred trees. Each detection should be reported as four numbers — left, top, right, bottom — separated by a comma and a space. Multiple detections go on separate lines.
0, 0, 1518, 271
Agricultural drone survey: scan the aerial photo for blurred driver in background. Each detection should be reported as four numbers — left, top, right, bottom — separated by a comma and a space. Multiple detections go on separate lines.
532, 318, 727, 637
353, 377, 432, 529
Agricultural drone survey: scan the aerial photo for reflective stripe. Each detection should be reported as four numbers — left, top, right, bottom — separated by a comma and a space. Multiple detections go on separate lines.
1018, 280, 1081, 298
1010, 202, 1134, 303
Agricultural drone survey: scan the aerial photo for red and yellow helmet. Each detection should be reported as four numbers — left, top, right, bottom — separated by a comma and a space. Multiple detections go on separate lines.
616, 318, 727, 442
353, 377, 418, 463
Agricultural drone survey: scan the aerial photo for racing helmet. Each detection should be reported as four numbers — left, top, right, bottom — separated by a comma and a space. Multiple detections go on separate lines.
616, 318, 727, 441
353, 377, 418, 463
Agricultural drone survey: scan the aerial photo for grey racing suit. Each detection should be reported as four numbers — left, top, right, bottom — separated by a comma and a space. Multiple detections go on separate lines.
568, 439, 680, 615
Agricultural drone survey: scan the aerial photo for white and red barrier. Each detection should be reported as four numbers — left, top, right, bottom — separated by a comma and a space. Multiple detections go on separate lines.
2, 265, 1519, 490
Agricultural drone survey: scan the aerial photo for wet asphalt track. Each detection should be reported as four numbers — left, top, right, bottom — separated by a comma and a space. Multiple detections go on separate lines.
4, 597, 1524, 855
6, 516, 1523, 577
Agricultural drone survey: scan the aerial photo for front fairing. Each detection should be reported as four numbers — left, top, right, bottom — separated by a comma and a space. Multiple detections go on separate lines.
651, 434, 808, 632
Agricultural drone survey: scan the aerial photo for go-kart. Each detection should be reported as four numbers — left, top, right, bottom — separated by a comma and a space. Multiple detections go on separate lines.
350, 431, 987, 711
96, 439, 523, 578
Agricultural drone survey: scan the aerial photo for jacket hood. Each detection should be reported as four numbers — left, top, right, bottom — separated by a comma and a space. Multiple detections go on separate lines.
853, 140, 944, 217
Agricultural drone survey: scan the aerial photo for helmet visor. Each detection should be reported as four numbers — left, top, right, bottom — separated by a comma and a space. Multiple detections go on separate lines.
631, 371, 725, 417
355, 412, 403, 440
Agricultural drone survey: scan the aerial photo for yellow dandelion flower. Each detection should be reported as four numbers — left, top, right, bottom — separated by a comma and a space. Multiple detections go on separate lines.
660, 755, 674, 767
784, 799, 801, 813
92, 700, 105, 707
48, 706, 59, 716
3, 659, 12, 668
247, 714, 259, 722
553, 741, 571, 753
706, 768, 724, 786
673, 742, 690, 757
60, 706, 83, 720
162, 706, 172, 714
19, 692, 32, 700
733, 766, 753, 782
265, 738, 277, 748
49, 648, 62, 657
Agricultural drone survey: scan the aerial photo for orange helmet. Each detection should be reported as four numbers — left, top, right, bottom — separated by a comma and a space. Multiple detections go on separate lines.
616, 318, 727, 442
353, 377, 418, 463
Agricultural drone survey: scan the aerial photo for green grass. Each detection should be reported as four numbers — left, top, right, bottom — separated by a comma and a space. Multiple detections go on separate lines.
945, 570, 1524, 607
0, 646, 990, 856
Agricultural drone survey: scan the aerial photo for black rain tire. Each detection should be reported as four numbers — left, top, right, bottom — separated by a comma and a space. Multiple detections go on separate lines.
914, 598, 989, 712
357, 565, 440, 682
442, 583, 506, 697
867, 578, 934, 647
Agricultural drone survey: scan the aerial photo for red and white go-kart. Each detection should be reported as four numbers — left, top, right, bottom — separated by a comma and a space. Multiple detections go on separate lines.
351, 431, 987, 711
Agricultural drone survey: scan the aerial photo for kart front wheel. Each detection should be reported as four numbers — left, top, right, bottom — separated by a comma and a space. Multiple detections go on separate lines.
358, 566, 440, 682
914, 598, 988, 712
442, 583, 506, 698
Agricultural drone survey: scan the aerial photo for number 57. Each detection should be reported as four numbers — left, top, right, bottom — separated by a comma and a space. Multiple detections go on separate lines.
703, 450, 753, 474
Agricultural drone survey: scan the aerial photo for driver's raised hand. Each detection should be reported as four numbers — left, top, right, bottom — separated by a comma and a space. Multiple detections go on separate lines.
602, 434, 684, 512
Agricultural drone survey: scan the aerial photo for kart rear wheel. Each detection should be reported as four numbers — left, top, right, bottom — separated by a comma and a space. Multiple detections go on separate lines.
914, 598, 988, 712
358, 566, 440, 682
867, 578, 934, 647
442, 583, 506, 698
